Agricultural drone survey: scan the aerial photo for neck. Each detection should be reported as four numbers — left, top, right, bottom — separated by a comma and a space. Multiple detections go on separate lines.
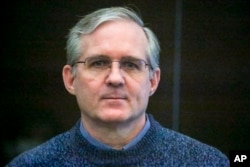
81, 114, 146, 150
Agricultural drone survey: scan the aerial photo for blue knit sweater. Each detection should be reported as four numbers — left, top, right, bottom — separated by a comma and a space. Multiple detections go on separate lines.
6, 115, 229, 166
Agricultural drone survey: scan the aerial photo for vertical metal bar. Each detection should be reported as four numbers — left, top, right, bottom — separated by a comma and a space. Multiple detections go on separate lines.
172, 0, 182, 131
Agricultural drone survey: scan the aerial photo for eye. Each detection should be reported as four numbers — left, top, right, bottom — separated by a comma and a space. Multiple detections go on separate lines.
87, 58, 110, 69
121, 60, 140, 70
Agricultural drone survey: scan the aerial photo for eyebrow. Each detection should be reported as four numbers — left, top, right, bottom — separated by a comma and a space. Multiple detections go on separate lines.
86, 55, 141, 60
85, 55, 109, 59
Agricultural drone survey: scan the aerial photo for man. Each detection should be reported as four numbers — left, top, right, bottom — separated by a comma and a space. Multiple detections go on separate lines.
7, 7, 229, 166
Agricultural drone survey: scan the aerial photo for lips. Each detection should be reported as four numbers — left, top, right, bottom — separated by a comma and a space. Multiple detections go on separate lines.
100, 93, 128, 108
101, 93, 128, 100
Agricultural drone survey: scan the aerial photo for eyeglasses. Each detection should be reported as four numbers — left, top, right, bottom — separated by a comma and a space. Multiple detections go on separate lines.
71, 56, 152, 75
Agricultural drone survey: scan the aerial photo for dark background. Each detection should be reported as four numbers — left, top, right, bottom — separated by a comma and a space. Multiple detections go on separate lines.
1, 0, 249, 165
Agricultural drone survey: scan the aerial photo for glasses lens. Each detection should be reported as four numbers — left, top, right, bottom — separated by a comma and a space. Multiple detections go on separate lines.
120, 58, 145, 72
85, 56, 111, 69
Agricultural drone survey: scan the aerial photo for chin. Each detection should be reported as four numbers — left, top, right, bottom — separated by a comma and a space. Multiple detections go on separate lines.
97, 110, 132, 123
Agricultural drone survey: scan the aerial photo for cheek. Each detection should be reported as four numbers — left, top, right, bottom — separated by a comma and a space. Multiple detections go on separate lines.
74, 74, 101, 99
130, 77, 151, 101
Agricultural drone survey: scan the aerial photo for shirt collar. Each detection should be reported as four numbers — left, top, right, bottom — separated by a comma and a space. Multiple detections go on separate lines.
80, 114, 151, 150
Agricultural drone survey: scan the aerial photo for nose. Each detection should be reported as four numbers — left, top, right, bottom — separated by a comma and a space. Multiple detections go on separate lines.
105, 62, 125, 87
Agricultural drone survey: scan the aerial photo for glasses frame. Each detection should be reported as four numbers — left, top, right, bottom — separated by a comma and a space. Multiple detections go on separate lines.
71, 56, 153, 71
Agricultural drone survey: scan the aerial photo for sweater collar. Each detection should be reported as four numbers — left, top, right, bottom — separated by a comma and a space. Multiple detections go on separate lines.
71, 114, 161, 165
79, 114, 151, 150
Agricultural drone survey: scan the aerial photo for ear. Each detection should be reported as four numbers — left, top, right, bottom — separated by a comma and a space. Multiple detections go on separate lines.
62, 65, 76, 95
149, 68, 161, 96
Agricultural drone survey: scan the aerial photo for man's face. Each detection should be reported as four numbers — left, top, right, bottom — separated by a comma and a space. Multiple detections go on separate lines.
64, 20, 160, 124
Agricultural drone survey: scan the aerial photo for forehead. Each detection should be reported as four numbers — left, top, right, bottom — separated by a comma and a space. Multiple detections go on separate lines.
80, 20, 148, 59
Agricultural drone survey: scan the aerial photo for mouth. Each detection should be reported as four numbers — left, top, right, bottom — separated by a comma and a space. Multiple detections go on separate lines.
100, 93, 128, 108
101, 93, 128, 100
102, 96, 127, 100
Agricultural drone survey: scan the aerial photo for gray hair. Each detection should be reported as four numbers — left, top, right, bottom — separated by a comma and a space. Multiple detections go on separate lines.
66, 7, 160, 72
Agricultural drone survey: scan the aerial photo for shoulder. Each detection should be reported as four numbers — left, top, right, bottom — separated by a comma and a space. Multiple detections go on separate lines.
6, 123, 78, 167
148, 115, 229, 166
